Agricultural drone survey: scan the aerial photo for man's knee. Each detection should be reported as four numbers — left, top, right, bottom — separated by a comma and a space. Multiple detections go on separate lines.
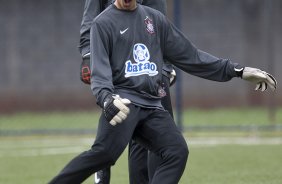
178, 142, 189, 161
91, 143, 125, 165
86, 147, 114, 167
161, 140, 189, 165
172, 142, 188, 161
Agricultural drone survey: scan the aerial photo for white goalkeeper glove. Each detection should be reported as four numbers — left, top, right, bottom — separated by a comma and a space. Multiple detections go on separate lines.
236, 67, 277, 92
103, 95, 131, 126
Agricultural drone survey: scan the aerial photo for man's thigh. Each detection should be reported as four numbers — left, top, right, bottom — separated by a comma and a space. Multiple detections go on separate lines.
134, 109, 185, 153
93, 104, 141, 161
134, 109, 188, 183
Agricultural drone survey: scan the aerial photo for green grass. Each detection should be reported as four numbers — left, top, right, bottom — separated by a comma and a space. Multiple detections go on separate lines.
0, 111, 101, 130
0, 108, 281, 183
0, 107, 281, 131
0, 136, 130, 184
186, 144, 282, 184
183, 107, 282, 125
0, 136, 281, 184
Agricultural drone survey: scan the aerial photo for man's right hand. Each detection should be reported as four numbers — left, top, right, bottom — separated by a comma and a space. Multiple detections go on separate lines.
80, 53, 91, 85
103, 95, 131, 126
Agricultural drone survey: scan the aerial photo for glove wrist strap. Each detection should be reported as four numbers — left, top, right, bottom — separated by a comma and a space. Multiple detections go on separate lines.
103, 96, 119, 122
234, 65, 245, 78
83, 52, 90, 59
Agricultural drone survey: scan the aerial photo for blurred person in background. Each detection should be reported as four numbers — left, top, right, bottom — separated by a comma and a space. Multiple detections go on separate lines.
78, 0, 176, 183
49, 0, 277, 183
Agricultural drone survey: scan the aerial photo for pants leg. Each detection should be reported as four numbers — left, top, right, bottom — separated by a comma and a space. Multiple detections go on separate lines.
128, 74, 176, 184
134, 109, 189, 184
128, 140, 149, 184
49, 106, 187, 184
49, 104, 139, 184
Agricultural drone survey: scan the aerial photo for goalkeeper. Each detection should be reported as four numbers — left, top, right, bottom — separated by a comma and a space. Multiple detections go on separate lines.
79, 0, 175, 183
50, 0, 277, 183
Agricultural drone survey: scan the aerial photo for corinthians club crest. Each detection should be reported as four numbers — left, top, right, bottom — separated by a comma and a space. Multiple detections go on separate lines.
144, 16, 155, 34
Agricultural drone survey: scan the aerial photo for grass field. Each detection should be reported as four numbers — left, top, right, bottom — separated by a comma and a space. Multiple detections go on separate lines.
1, 107, 282, 131
0, 108, 282, 184
1, 136, 282, 184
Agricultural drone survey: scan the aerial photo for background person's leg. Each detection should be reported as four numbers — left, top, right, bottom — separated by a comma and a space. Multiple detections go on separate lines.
147, 151, 162, 182
128, 140, 149, 184
94, 168, 110, 184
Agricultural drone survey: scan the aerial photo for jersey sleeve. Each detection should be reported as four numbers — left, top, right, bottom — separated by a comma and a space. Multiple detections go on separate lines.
90, 21, 114, 107
162, 18, 240, 82
79, 0, 103, 57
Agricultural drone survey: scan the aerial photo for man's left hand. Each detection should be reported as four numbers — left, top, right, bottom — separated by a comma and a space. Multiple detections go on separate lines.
240, 67, 277, 91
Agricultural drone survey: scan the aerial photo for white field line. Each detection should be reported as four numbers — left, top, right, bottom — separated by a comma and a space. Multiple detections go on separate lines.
0, 138, 93, 149
0, 146, 88, 157
187, 137, 282, 146
0, 137, 281, 157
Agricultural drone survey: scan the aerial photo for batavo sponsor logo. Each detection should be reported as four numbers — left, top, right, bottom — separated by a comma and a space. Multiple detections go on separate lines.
125, 43, 158, 77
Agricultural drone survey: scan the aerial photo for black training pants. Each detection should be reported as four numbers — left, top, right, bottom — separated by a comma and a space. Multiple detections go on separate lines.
49, 106, 188, 184
128, 73, 174, 184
